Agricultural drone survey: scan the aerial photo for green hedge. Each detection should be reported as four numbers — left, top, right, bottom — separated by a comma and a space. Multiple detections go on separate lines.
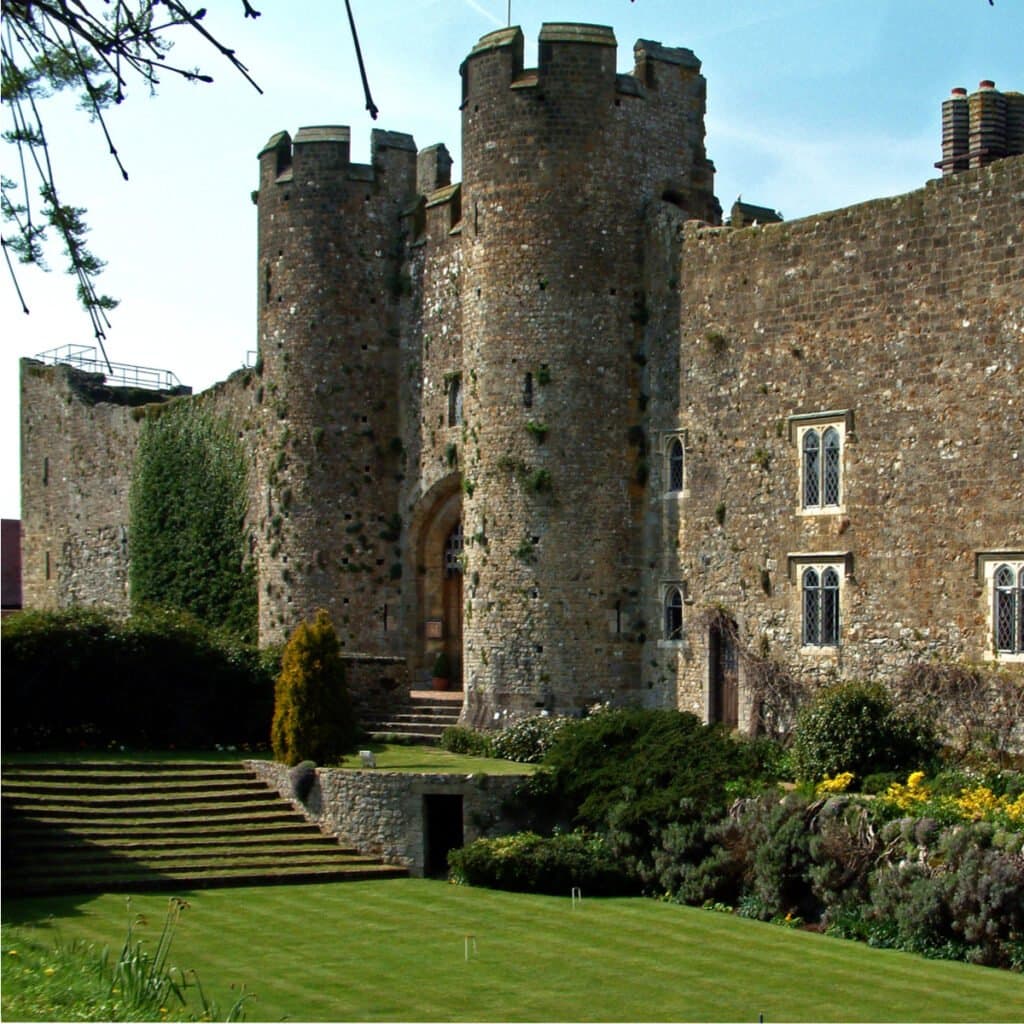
1, 608, 277, 750
448, 830, 639, 896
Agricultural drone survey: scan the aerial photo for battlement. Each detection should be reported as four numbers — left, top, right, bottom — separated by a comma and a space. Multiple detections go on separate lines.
257, 125, 416, 194
461, 23, 705, 112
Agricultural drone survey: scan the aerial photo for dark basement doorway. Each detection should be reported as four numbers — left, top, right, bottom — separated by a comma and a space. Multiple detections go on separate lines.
423, 794, 464, 877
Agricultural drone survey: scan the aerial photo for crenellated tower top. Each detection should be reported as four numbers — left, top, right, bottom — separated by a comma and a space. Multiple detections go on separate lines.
256, 126, 417, 198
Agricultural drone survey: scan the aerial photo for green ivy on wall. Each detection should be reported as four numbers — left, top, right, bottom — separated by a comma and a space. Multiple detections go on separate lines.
130, 401, 256, 639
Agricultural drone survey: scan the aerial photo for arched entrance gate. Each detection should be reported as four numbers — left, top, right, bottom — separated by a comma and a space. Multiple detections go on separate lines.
413, 476, 463, 689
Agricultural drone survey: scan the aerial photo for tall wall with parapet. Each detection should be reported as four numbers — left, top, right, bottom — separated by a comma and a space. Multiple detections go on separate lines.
19, 362, 176, 613
456, 25, 717, 724
648, 155, 1024, 721
19, 360, 261, 617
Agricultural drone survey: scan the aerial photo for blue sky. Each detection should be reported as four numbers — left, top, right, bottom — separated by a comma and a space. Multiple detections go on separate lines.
2, 0, 1021, 519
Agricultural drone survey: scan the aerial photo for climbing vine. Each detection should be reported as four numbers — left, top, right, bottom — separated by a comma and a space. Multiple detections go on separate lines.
129, 401, 256, 638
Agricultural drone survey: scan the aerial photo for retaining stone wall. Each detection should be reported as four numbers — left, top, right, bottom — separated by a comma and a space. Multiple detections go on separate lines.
247, 759, 528, 876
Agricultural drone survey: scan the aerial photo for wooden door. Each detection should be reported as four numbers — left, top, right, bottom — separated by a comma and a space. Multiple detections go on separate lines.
710, 621, 738, 728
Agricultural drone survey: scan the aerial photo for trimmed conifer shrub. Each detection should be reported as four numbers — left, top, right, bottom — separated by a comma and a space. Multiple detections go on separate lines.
271, 610, 357, 765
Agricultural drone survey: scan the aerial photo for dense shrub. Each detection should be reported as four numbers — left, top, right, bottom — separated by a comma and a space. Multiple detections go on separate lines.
440, 726, 494, 758
490, 713, 573, 763
2, 607, 275, 750
790, 681, 938, 784
865, 821, 1024, 968
448, 830, 639, 896
271, 610, 357, 766
537, 709, 773, 882
664, 792, 820, 920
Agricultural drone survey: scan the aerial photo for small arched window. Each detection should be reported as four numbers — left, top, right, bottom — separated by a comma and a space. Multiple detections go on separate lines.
823, 428, 841, 505
664, 587, 683, 640
801, 425, 843, 510
667, 438, 684, 493
802, 430, 821, 507
994, 564, 1023, 654
802, 565, 841, 647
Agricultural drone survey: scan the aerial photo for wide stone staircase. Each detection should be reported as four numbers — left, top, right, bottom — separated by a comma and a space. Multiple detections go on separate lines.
1, 761, 406, 898
365, 690, 463, 743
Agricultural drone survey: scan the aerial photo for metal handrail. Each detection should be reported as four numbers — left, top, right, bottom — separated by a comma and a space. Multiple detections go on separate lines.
33, 345, 183, 391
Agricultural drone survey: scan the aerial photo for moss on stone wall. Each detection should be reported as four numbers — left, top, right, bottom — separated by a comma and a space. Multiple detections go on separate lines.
129, 400, 256, 638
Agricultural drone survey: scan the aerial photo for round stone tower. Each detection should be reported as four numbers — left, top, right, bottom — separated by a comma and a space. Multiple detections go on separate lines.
254, 127, 417, 646
458, 24, 716, 724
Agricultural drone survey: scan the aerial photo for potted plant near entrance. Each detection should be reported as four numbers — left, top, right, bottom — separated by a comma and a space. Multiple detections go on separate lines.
431, 652, 451, 691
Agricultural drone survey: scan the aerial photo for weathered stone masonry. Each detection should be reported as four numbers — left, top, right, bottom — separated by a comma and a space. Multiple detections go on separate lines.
19, 25, 1024, 731
248, 759, 527, 876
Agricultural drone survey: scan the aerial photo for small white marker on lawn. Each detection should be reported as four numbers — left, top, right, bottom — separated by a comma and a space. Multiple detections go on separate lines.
571, 886, 582, 909
465, 934, 477, 961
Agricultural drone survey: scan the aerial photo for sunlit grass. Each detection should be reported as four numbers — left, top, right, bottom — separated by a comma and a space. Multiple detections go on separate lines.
4, 880, 1022, 1022
1, 744, 534, 776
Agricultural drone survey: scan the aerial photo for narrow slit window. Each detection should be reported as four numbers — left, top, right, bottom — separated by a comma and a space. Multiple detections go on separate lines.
668, 438, 684, 492
823, 427, 841, 505
523, 372, 533, 408
994, 564, 1023, 654
802, 430, 820, 507
664, 587, 683, 640
447, 375, 463, 427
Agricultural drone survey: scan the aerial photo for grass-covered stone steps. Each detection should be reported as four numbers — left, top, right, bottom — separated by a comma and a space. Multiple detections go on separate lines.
365, 690, 462, 742
1, 760, 406, 897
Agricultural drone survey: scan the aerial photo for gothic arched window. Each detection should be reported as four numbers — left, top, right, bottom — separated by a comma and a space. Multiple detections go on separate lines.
994, 564, 1024, 654
664, 586, 683, 641
667, 437, 684, 493
802, 565, 841, 646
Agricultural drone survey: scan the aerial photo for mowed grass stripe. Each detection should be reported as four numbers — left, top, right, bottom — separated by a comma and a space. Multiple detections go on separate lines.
4, 880, 1022, 1022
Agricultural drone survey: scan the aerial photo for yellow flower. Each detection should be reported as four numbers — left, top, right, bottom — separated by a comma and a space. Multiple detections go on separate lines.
955, 786, 1000, 821
816, 771, 855, 796
44, 967, 56, 976
884, 771, 931, 811
1003, 793, 1024, 824
7, 950, 18, 957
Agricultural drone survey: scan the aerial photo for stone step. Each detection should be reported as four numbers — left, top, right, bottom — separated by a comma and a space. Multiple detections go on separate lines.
3, 786, 281, 809
2, 777, 269, 798
1, 760, 406, 897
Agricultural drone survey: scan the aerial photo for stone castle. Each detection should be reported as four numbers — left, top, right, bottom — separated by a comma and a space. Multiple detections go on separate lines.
20, 25, 1024, 730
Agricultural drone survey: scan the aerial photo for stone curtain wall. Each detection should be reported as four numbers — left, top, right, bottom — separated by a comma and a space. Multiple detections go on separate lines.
20, 362, 159, 613
650, 156, 1024, 714
248, 760, 527, 876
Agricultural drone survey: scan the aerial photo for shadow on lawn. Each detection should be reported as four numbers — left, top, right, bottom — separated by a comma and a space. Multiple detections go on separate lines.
2, 802, 197, 922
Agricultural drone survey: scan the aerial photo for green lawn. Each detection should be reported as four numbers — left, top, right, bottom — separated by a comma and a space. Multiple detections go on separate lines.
1, 744, 534, 776
4, 880, 1022, 1022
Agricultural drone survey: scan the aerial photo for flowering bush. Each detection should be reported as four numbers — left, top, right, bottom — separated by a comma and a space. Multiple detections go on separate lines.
490, 713, 573, 763
880, 771, 1024, 829
816, 772, 855, 796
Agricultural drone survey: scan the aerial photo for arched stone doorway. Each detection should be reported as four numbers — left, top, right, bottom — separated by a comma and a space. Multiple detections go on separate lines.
708, 617, 739, 728
413, 477, 463, 689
